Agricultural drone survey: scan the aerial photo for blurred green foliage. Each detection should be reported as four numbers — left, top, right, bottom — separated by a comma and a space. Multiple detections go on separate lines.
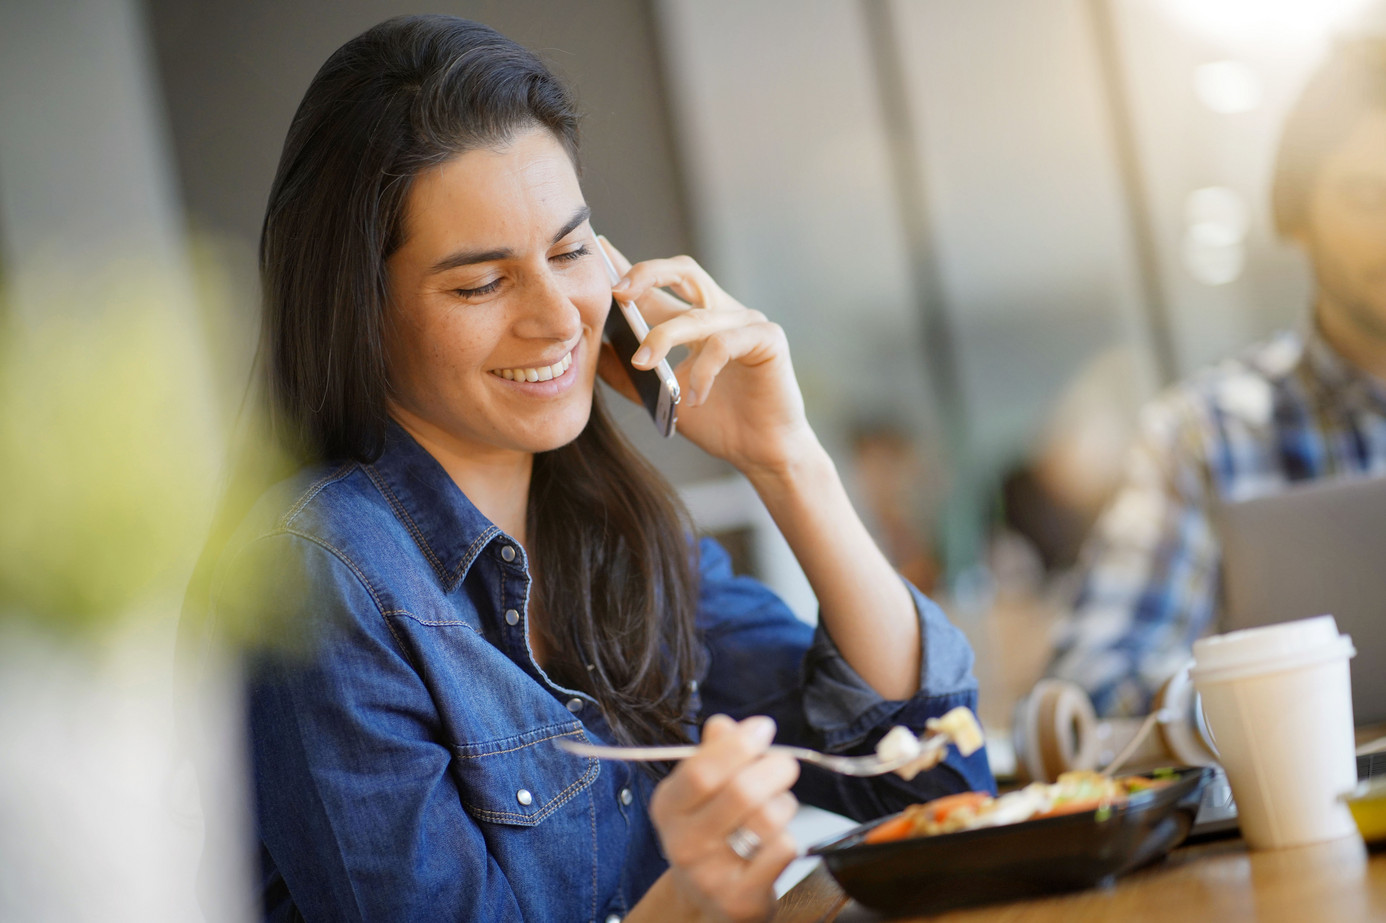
0, 262, 223, 635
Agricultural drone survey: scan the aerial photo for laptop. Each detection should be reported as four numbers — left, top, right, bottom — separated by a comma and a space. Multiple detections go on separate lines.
1189, 474, 1386, 838
1215, 472, 1386, 727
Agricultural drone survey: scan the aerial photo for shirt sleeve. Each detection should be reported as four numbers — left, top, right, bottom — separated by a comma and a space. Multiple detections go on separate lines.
1046, 390, 1222, 717
214, 532, 527, 923
692, 536, 994, 821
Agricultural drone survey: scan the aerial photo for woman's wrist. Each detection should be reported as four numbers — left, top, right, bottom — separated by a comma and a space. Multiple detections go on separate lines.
737, 430, 834, 507
626, 869, 750, 923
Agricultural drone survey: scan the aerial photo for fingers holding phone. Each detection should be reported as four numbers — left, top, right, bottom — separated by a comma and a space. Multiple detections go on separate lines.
597, 237, 814, 477
596, 235, 680, 437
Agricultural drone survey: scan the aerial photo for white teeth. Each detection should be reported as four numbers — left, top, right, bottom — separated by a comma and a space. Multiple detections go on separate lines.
492, 350, 574, 383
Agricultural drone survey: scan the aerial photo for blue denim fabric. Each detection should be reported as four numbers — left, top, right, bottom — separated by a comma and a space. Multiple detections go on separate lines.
210, 424, 992, 922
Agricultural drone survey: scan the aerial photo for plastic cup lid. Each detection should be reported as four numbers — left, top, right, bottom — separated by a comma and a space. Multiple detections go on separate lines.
1191, 614, 1355, 683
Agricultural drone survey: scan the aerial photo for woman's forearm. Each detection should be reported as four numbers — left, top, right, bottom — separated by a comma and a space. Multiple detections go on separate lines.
743, 439, 922, 702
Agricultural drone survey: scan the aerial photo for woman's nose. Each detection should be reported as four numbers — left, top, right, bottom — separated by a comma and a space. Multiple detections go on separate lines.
513, 271, 586, 340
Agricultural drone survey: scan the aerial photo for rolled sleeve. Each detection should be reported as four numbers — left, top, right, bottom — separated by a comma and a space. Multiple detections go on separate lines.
803, 582, 978, 752
694, 537, 993, 811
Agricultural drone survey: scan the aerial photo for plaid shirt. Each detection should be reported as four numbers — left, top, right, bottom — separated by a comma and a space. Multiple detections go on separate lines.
1047, 321, 1386, 716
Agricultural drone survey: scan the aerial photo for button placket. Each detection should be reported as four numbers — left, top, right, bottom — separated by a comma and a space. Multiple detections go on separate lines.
613, 764, 636, 823
496, 536, 535, 669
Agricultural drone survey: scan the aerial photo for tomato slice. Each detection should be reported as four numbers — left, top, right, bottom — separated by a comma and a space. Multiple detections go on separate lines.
863, 813, 916, 844
924, 791, 992, 825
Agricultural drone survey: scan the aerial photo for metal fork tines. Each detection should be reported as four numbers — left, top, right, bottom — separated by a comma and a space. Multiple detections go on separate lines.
552, 736, 946, 778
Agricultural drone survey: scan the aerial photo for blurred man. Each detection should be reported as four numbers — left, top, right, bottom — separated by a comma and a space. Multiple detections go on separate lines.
1047, 38, 1386, 716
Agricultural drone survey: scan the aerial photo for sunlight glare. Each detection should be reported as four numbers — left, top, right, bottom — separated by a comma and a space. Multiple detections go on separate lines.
1162, 0, 1375, 42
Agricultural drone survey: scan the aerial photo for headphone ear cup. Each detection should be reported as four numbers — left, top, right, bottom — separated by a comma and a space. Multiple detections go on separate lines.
1154, 663, 1219, 766
1013, 678, 1099, 782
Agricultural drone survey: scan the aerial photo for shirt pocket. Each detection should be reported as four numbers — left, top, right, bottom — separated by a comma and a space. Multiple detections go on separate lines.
451, 721, 599, 826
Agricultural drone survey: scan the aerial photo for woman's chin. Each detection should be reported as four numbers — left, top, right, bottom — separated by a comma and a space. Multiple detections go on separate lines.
524, 408, 593, 455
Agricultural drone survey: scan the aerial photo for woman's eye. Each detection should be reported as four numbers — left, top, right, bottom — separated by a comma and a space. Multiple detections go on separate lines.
552, 244, 590, 264
455, 279, 502, 298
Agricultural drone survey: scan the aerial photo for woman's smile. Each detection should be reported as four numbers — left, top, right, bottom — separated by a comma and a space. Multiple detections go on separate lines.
489, 342, 577, 384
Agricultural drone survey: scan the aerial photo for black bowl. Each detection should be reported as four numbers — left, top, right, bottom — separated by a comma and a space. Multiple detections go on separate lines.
807, 766, 1213, 916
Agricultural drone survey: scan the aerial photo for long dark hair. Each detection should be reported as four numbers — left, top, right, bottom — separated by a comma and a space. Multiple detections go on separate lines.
257, 15, 703, 748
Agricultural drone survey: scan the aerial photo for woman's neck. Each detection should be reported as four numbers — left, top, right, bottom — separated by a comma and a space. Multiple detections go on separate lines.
388, 413, 534, 544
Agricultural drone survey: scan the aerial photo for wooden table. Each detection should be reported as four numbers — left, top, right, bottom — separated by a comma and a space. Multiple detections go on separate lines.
773, 835, 1386, 922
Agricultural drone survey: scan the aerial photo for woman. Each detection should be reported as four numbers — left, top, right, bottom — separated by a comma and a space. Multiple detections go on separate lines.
204, 14, 991, 923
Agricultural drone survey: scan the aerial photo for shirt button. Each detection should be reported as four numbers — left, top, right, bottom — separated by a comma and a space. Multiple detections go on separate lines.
619, 787, 633, 806
516, 789, 533, 806
500, 544, 516, 562
566, 697, 584, 713
505, 608, 520, 626
606, 915, 622, 923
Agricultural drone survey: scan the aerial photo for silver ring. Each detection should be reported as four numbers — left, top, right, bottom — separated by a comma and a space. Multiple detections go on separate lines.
725, 825, 762, 861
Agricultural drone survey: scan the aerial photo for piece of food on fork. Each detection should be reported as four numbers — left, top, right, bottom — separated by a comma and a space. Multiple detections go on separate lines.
875, 706, 985, 781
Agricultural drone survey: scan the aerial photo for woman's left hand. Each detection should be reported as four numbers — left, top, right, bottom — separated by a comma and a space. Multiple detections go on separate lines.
598, 239, 818, 479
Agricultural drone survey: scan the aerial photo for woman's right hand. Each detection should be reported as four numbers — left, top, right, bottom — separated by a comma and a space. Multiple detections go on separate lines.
643, 715, 801, 922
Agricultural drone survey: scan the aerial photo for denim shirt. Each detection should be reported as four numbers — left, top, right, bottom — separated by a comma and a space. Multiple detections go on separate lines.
210, 425, 992, 923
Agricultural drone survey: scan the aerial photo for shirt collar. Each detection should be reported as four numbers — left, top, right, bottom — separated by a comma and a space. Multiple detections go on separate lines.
362, 421, 507, 590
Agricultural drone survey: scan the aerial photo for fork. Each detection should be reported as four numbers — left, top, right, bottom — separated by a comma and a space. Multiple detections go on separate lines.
553, 733, 949, 777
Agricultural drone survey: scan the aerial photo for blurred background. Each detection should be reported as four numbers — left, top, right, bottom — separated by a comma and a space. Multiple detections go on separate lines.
3, 0, 1385, 917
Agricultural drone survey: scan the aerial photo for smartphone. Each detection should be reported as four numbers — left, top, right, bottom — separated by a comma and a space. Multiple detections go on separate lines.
597, 238, 680, 438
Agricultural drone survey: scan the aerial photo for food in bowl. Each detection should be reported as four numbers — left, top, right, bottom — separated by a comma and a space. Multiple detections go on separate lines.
864, 770, 1174, 843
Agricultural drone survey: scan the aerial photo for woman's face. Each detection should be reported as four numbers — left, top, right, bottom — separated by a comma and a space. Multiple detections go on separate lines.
385, 127, 609, 463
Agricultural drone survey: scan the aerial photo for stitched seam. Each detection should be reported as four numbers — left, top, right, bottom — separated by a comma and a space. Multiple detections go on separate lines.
280, 528, 389, 612
465, 759, 599, 824
363, 463, 501, 589
363, 465, 446, 575
279, 463, 356, 529
446, 527, 499, 589
589, 780, 598, 923
389, 615, 483, 629
277, 527, 422, 674
453, 727, 584, 760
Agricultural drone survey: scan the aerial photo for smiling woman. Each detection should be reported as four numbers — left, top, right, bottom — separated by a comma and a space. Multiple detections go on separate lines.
188, 14, 991, 923
383, 135, 608, 479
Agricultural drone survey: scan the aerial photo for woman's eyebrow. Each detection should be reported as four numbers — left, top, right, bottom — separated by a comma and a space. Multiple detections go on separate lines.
426, 205, 592, 276
551, 205, 592, 245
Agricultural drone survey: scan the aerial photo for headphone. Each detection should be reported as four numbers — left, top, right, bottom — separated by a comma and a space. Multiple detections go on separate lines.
1012, 667, 1218, 782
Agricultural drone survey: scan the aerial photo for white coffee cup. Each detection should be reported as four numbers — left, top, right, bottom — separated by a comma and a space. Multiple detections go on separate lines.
1190, 614, 1357, 850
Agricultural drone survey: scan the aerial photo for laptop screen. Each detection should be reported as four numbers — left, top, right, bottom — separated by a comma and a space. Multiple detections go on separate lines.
1214, 473, 1386, 727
